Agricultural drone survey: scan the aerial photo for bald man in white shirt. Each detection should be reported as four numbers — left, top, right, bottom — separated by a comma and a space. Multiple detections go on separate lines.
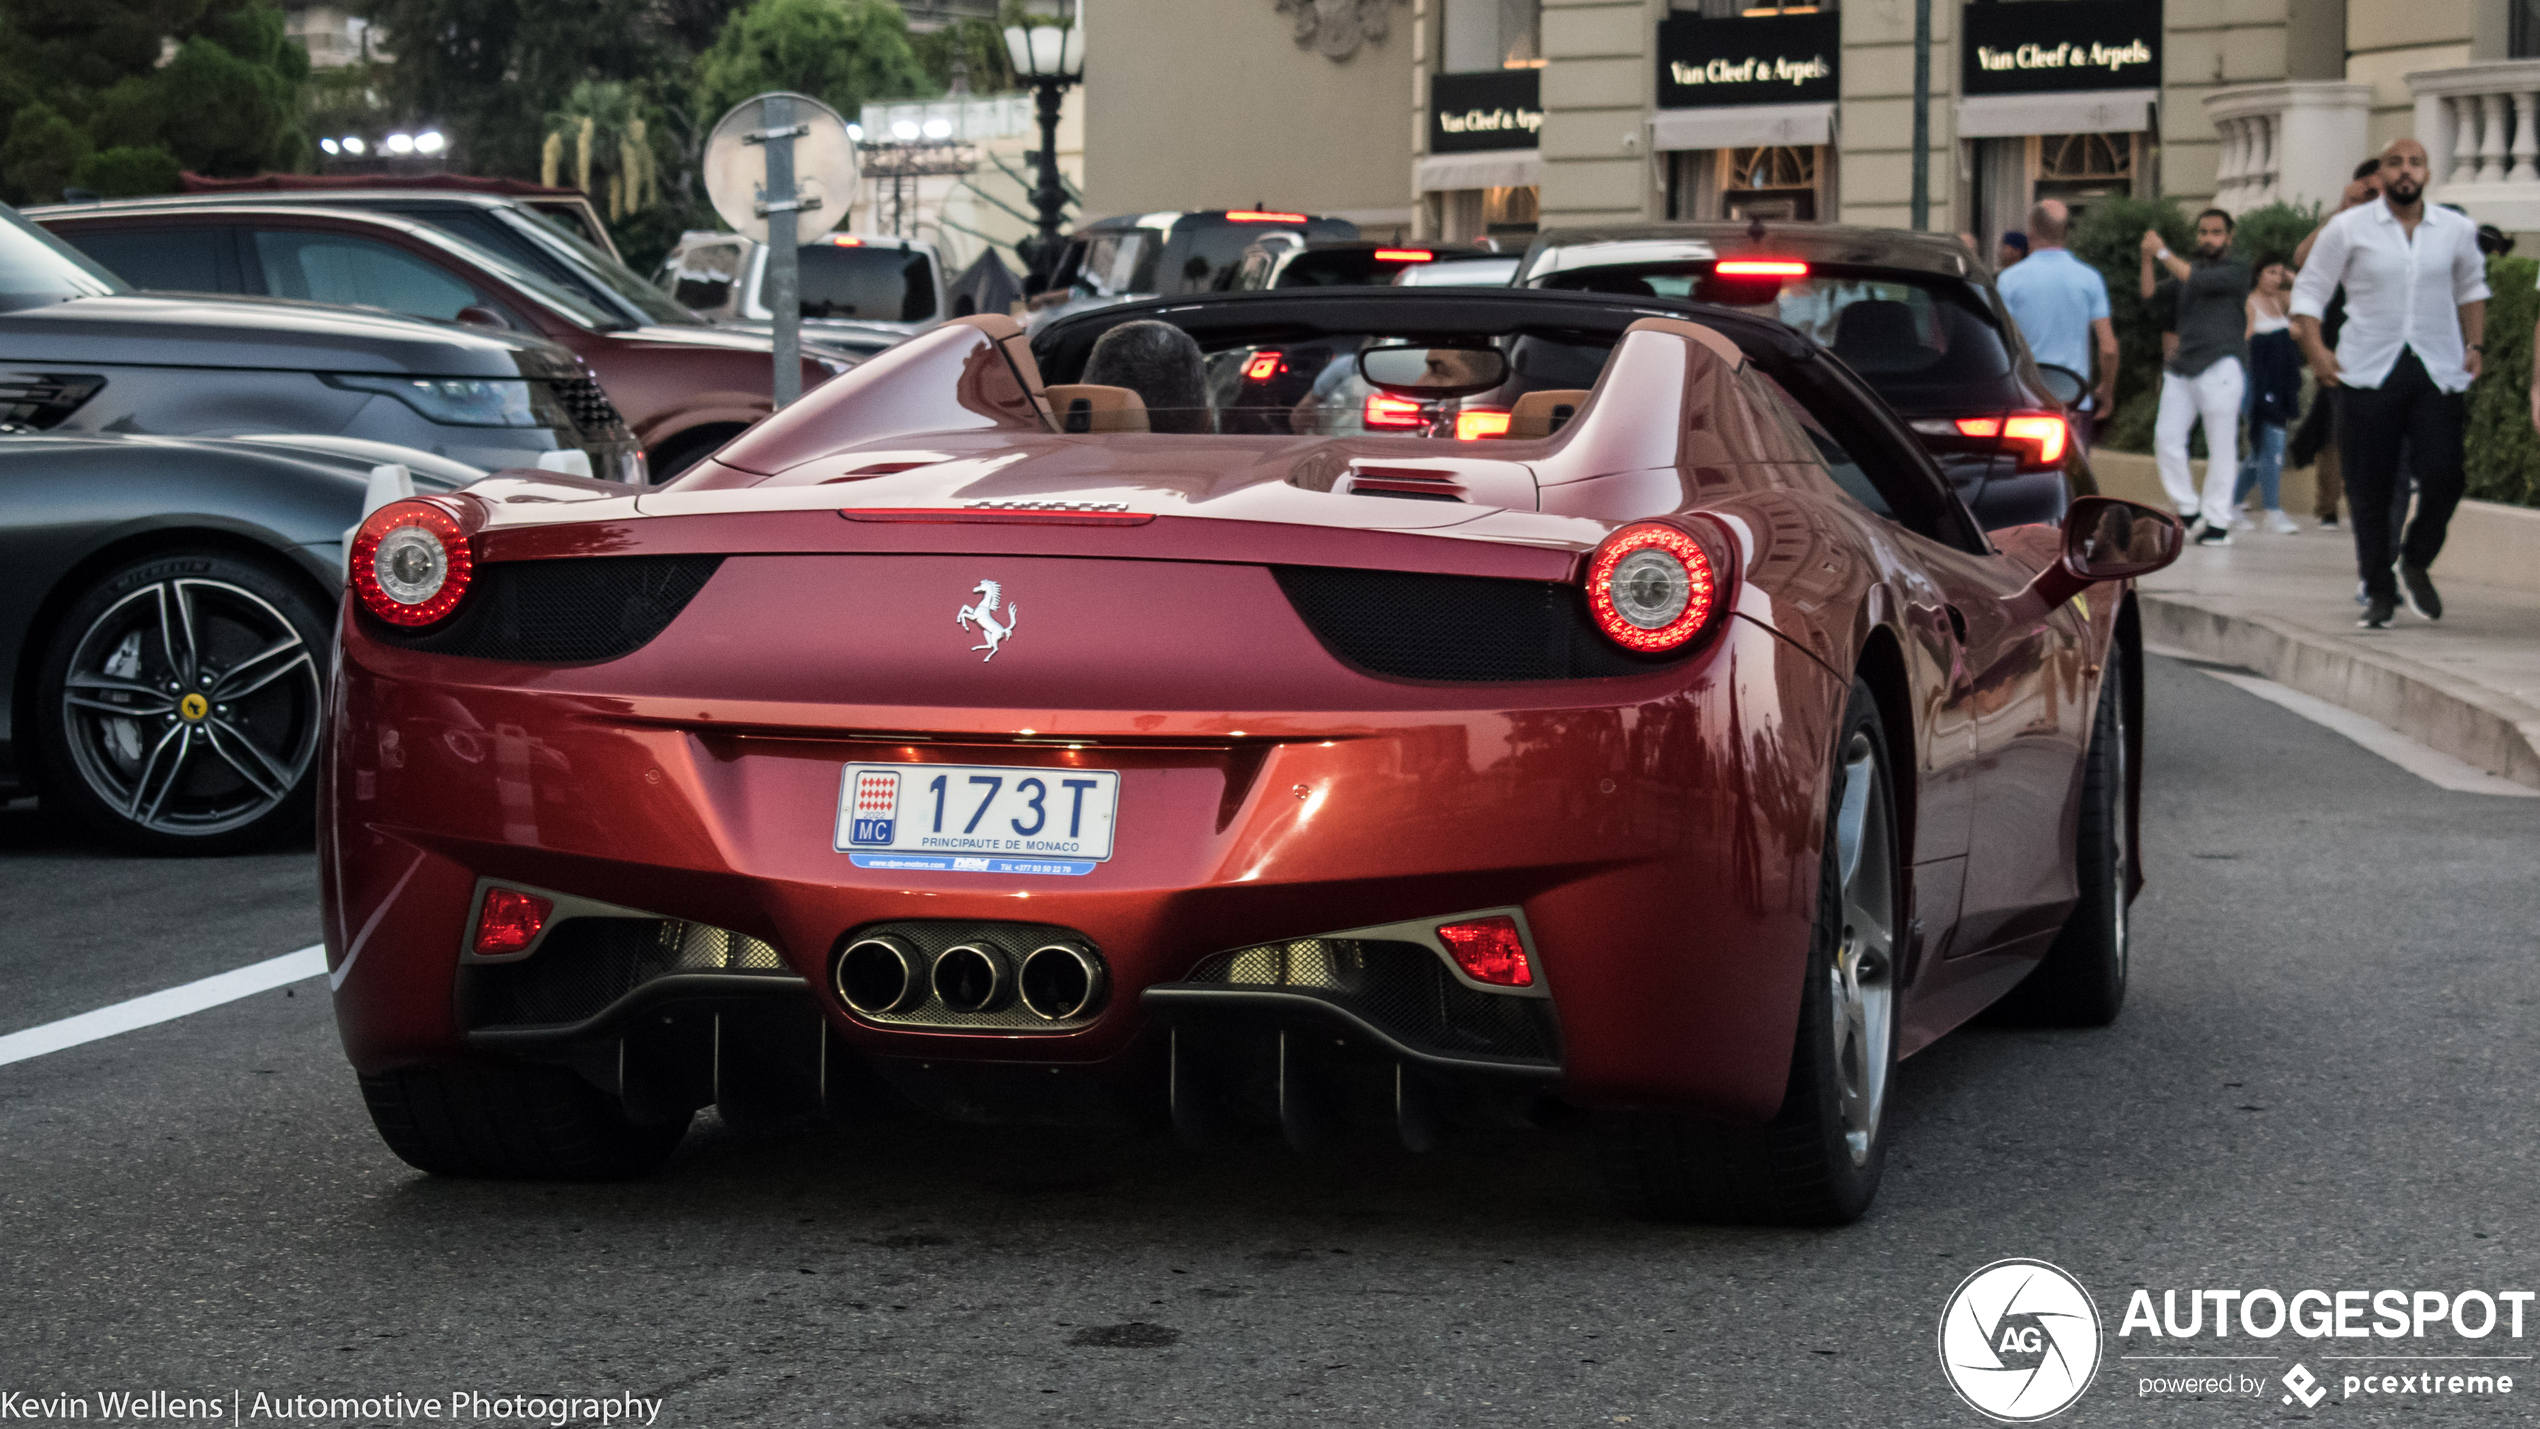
2290, 139, 2488, 629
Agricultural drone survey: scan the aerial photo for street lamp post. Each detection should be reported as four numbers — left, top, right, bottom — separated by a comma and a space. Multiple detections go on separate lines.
1003, 9, 1084, 290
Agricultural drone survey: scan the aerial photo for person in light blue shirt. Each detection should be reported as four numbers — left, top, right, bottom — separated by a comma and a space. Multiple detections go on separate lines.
1995, 200, 2119, 441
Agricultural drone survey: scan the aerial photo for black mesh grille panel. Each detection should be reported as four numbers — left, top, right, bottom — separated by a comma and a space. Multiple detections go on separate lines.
466, 917, 794, 1029
367, 555, 721, 663
1184, 938, 1557, 1063
549, 375, 626, 433
838, 920, 1103, 1032
1272, 566, 1682, 683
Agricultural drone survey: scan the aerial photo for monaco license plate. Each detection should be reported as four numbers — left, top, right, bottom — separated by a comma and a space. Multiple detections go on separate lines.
834, 763, 1120, 876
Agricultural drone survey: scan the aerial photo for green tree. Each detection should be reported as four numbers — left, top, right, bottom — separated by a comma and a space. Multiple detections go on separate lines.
2467, 254, 2540, 507
913, 16, 1016, 94
0, 0, 306, 204
2068, 196, 2193, 451
74, 145, 184, 197
690, 0, 934, 132
361, 0, 693, 179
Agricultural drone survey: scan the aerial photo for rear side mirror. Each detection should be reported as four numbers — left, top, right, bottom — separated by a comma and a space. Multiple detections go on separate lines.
2034, 363, 2088, 406
2028, 496, 2183, 607
1358, 344, 1509, 398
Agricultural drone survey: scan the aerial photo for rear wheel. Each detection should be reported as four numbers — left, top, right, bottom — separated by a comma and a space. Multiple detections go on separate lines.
34, 550, 327, 855
358, 1064, 690, 1180
2002, 659, 2131, 1025
1596, 679, 1900, 1225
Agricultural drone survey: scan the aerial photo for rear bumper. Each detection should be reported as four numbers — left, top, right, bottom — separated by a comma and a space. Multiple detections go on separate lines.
322, 603, 1839, 1122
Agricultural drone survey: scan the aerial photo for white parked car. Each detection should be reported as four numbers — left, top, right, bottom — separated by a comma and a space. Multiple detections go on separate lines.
655, 231, 948, 358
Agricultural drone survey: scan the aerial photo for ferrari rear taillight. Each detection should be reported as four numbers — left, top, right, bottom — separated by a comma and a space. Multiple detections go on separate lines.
473, 888, 552, 957
1955, 412, 2069, 470
350, 499, 474, 627
1436, 916, 1531, 987
1364, 393, 1427, 429
1583, 521, 1725, 654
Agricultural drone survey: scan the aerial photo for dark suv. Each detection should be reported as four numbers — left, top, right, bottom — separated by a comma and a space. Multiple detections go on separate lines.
1027, 210, 1359, 328
0, 203, 636, 479
1513, 223, 2091, 530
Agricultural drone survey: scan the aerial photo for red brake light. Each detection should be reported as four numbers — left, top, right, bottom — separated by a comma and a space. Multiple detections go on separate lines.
2002, 413, 2069, 466
1363, 393, 1427, 429
1227, 210, 1310, 223
1244, 352, 1285, 381
1584, 522, 1723, 654
1956, 413, 2068, 468
827, 234, 864, 246
1374, 249, 1435, 263
473, 888, 552, 957
1714, 258, 1809, 277
1436, 916, 1531, 987
1455, 409, 1512, 441
349, 499, 473, 628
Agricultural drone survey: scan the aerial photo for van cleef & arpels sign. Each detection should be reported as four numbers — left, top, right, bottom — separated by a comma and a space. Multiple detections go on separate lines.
1961, 0, 2161, 96
1430, 69, 1543, 153
1654, 11, 1839, 110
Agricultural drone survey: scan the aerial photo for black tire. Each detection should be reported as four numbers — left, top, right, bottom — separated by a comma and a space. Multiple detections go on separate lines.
1596, 679, 1901, 1226
359, 1064, 690, 1180
2002, 659, 2131, 1026
34, 549, 328, 855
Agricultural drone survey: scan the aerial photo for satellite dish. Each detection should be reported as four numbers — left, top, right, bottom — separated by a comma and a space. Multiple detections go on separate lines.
703, 92, 859, 244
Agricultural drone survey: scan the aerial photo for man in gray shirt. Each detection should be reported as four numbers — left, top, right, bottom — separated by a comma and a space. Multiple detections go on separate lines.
2143, 210, 2252, 544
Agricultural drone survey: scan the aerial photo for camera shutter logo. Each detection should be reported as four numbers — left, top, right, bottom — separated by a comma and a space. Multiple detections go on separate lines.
1938, 1258, 2103, 1421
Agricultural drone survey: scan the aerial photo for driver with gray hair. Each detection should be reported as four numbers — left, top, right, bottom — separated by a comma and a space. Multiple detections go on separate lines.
1082, 319, 1212, 434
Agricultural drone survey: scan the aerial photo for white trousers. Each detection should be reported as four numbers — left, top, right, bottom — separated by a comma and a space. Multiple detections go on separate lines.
2154, 358, 2245, 525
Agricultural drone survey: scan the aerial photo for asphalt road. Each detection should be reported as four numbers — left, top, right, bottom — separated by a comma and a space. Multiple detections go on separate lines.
1, 654, 2534, 1427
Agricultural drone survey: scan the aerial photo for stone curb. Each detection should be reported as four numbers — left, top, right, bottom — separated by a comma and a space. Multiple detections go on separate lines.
2139, 593, 2540, 790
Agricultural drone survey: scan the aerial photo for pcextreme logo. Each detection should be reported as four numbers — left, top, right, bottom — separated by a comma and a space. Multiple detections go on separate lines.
1938, 1259, 2104, 1422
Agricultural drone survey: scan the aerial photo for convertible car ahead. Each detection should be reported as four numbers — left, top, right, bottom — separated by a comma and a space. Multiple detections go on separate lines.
324, 289, 2179, 1223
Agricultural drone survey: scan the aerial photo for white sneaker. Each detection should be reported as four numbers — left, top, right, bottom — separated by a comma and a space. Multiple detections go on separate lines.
2264, 510, 2299, 534
2228, 511, 2256, 530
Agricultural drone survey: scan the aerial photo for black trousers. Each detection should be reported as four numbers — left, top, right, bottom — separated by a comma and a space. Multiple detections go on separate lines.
2338, 349, 2465, 600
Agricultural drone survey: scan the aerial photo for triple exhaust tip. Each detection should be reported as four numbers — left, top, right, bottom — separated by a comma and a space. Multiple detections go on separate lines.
833, 935, 1106, 1022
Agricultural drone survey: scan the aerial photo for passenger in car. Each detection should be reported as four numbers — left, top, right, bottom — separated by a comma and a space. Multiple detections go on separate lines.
1082, 320, 1213, 434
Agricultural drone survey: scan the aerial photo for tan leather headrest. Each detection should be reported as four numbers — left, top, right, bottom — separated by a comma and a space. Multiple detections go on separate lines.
1509, 389, 1592, 439
1622, 316, 1746, 368
950, 313, 1054, 427
1046, 384, 1151, 434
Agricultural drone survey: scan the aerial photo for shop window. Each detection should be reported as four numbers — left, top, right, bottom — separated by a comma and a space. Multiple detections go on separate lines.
1433, 185, 1539, 243
1443, 0, 1542, 72
2034, 132, 2140, 227
1723, 145, 1820, 222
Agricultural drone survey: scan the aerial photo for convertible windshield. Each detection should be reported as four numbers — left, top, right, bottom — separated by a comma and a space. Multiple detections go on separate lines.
0, 206, 126, 312
1045, 327, 1619, 439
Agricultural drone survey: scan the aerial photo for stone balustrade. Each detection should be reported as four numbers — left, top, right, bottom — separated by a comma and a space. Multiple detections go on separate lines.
2409, 60, 2540, 231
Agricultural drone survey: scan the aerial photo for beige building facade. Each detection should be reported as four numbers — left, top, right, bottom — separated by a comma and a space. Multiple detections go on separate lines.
1077, 0, 2540, 249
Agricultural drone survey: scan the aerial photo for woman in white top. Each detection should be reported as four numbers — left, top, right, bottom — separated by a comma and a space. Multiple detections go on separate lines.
2235, 260, 2304, 533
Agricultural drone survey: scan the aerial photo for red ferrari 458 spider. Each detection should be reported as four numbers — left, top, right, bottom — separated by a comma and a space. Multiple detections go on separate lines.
323, 288, 2180, 1223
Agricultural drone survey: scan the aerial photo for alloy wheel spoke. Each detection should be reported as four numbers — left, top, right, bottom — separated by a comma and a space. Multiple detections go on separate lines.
209, 636, 312, 702
203, 719, 292, 803
64, 671, 178, 717
153, 583, 198, 682
1835, 749, 1872, 889
128, 723, 195, 824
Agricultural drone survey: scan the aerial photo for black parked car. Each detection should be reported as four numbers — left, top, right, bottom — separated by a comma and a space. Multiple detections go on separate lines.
1512, 224, 2093, 530
0, 203, 639, 479
0, 428, 489, 853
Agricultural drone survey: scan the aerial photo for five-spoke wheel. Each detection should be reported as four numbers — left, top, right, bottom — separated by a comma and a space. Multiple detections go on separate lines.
38, 551, 326, 853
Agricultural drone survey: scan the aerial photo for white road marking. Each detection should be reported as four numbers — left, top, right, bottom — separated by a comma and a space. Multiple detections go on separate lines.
0, 944, 327, 1067
2193, 668, 2540, 797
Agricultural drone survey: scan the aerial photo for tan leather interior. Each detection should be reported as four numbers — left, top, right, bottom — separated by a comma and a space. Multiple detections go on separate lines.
949, 313, 1056, 427
1621, 316, 1747, 368
1509, 389, 1592, 439
1045, 384, 1151, 434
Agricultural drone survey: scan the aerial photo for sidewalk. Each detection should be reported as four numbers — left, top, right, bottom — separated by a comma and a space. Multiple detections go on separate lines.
2131, 519, 2540, 789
